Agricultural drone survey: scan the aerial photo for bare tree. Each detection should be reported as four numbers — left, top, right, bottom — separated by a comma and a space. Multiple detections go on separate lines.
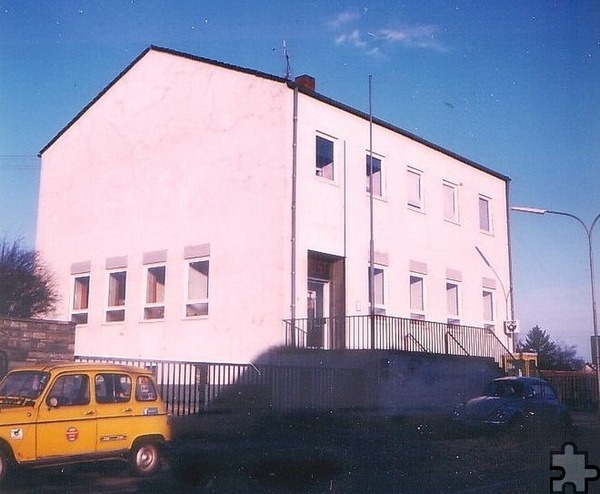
0, 239, 59, 318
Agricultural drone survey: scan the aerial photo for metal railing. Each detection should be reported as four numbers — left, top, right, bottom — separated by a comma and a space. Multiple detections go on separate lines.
284, 315, 517, 370
76, 356, 364, 416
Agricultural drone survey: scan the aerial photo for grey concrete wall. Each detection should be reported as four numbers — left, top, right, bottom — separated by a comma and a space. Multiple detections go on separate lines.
256, 349, 502, 415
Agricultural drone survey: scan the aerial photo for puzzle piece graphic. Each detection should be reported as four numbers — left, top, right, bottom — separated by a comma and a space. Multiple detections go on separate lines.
551, 442, 600, 493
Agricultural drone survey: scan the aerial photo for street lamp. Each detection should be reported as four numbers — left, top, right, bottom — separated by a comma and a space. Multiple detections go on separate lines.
511, 206, 600, 413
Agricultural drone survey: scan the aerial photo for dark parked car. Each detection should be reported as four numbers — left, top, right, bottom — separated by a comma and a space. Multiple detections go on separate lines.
452, 376, 571, 435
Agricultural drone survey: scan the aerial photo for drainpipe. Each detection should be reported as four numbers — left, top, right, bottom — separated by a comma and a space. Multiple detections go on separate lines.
290, 85, 299, 346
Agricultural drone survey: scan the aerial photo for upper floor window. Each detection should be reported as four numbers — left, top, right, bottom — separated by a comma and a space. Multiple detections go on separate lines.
407, 168, 423, 209
410, 275, 425, 319
479, 196, 492, 232
366, 155, 382, 196
186, 259, 209, 317
144, 265, 166, 320
443, 181, 458, 222
316, 135, 334, 180
106, 270, 126, 322
72, 275, 90, 325
446, 282, 460, 324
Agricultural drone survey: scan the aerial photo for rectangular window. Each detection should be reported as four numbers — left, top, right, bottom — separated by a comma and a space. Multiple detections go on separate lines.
186, 259, 209, 317
144, 266, 166, 320
72, 275, 90, 324
443, 182, 458, 221
106, 271, 126, 322
446, 282, 460, 323
369, 267, 385, 314
95, 373, 132, 403
410, 275, 425, 318
483, 289, 495, 323
479, 196, 491, 232
316, 135, 334, 180
407, 168, 422, 209
366, 155, 382, 196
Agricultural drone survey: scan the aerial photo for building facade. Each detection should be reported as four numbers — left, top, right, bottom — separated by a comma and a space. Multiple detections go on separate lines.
37, 46, 513, 365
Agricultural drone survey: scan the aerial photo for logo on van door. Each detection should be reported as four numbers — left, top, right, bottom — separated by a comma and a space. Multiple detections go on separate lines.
65, 427, 79, 442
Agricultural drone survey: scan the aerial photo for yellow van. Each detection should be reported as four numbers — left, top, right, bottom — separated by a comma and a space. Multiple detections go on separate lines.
0, 362, 171, 482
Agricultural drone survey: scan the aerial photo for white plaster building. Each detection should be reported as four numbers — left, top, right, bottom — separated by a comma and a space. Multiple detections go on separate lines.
37, 46, 514, 365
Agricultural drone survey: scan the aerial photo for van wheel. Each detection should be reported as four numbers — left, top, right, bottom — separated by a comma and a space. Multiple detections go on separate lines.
0, 449, 11, 483
130, 441, 161, 476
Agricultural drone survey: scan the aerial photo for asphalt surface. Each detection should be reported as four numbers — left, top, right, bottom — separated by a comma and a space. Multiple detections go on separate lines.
2, 410, 600, 493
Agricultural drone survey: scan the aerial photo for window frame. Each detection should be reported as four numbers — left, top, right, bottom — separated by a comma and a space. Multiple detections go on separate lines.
483, 288, 496, 328
407, 167, 424, 210
369, 266, 386, 315
409, 274, 426, 319
443, 181, 459, 223
479, 195, 493, 233
71, 274, 90, 325
366, 154, 383, 197
185, 257, 210, 318
446, 281, 460, 325
106, 269, 127, 323
315, 134, 335, 181
144, 264, 166, 320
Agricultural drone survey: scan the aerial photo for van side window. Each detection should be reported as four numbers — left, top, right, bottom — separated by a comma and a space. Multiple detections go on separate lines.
95, 374, 132, 403
135, 376, 157, 402
48, 374, 90, 406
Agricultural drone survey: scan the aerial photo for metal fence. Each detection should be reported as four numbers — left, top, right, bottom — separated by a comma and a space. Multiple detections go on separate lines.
284, 315, 516, 372
76, 356, 365, 416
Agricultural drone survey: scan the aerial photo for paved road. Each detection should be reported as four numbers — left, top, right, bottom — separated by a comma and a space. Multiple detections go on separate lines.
2, 411, 599, 493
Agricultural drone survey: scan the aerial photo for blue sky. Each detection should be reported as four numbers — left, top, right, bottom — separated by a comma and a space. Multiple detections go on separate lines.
1, 1, 599, 358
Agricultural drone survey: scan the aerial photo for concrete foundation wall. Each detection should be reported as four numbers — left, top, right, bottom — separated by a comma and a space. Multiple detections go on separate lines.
257, 349, 502, 415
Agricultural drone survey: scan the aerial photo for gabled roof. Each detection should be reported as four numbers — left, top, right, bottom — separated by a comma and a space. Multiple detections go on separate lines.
39, 45, 510, 182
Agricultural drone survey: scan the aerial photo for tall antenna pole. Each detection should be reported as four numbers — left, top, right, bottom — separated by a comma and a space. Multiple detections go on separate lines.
368, 75, 375, 349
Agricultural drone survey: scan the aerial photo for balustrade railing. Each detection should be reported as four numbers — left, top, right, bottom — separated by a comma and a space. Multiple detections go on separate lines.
284, 315, 517, 370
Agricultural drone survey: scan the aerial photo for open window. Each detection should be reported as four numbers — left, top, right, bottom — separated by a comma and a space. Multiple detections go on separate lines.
186, 259, 209, 317
316, 135, 334, 180
72, 275, 90, 324
144, 265, 166, 320
366, 155, 382, 196
106, 271, 126, 322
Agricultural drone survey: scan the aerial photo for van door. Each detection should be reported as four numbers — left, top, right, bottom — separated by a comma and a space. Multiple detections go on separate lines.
94, 373, 135, 453
36, 373, 96, 458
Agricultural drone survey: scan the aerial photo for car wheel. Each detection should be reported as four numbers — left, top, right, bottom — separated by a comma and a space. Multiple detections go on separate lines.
130, 441, 161, 476
0, 448, 11, 483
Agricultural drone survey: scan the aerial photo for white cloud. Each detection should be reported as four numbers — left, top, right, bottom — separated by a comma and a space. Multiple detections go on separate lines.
335, 29, 367, 49
327, 12, 449, 56
328, 11, 359, 29
377, 25, 448, 52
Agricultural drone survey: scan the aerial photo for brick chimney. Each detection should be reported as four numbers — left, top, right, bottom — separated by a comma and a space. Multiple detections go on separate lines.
295, 74, 315, 92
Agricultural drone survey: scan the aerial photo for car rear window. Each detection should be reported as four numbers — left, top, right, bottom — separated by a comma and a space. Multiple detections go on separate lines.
135, 375, 158, 402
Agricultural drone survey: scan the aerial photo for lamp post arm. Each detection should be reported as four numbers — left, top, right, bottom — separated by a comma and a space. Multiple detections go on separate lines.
546, 210, 590, 236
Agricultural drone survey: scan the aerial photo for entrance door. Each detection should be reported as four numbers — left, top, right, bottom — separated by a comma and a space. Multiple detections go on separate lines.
307, 280, 329, 348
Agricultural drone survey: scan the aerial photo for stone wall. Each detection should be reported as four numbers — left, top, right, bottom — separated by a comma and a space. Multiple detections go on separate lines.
0, 317, 75, 374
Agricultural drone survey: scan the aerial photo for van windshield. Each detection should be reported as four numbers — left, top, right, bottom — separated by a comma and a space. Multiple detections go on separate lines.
0, 371, 50, 403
